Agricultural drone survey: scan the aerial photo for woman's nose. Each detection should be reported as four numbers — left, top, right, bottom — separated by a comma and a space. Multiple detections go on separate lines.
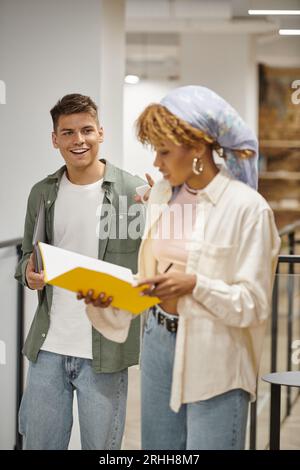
153, 153, 160, 168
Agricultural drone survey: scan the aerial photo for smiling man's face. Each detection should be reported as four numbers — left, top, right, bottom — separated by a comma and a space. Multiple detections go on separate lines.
52, 112, 103, 171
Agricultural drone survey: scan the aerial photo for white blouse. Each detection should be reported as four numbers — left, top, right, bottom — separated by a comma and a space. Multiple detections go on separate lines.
87, 165, 281, 412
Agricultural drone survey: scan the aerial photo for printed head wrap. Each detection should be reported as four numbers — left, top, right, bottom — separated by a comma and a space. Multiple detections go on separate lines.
160, 85, 258, 189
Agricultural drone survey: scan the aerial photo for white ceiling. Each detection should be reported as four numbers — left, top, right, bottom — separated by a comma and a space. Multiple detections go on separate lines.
125, 0, 300, 32
124, 0, 300, 78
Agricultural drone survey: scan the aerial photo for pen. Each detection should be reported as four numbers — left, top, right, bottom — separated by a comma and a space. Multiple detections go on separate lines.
149, 263, 173, 293
163, 263, 173, 273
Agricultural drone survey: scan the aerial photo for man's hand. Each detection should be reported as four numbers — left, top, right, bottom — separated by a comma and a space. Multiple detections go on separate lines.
138, 272, 197, 301
25, 253, 46, 290
77, 290, 113, 308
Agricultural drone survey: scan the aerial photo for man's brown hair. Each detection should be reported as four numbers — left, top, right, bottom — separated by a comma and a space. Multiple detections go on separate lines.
50, 93, 99, 131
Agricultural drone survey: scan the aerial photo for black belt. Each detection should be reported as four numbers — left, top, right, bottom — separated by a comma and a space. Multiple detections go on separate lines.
151, 306, 178, 333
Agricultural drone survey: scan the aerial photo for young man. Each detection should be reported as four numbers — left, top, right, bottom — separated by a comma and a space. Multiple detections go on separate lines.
15, 94, 144, 450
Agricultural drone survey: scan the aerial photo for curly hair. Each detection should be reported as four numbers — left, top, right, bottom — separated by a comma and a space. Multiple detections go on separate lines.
136, 103, 254, 159
136, 103, 216, 149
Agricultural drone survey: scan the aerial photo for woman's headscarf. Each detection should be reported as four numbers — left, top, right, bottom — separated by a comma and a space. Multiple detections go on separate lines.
160, 86, 258, 189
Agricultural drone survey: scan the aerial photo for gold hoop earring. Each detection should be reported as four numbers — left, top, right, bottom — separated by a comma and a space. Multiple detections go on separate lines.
216, 147, 224, 158
192, 157, 204, 175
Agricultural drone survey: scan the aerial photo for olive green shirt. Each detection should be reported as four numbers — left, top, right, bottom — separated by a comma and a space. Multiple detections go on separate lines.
15, 159, 145, 372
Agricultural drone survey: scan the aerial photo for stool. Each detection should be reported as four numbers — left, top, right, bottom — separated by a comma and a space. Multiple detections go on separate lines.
262, 371, 300, 450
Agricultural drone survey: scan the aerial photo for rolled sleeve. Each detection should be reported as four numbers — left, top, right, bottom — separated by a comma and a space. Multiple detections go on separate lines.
86, 304, 134, 343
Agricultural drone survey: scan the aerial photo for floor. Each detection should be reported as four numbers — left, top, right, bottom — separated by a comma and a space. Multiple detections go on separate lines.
122, 357, 300, 451
280, 397, 300, 450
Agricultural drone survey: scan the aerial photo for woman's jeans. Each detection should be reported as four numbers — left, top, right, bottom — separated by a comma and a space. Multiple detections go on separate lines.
141, 310, 249, 450
19, 350, 128, 450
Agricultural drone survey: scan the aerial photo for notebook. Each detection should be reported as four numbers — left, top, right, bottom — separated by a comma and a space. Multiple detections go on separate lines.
37, 242, 159, 315
32, 196, 46, 273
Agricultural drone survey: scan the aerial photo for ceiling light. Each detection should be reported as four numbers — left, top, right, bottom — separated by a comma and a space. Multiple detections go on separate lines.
124, 75, 140, 85
248, 10, 300, 15
279, 29, 300, 35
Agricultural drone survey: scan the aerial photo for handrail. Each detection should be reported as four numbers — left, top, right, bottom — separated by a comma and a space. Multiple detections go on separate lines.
0, 238, 23, 450
277, 220, 300, 419
267, 254, 300, 450
278, 255, 300, 263
279, 220, 300, 238
0, 238, 23, 249
249, 253, 300, 450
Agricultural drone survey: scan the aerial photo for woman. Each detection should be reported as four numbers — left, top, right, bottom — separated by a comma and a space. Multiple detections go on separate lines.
80, 86, 281, 450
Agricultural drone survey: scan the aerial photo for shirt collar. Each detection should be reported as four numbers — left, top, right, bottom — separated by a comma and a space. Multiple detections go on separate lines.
196, 164, 232, 205
47, 158, 117, 185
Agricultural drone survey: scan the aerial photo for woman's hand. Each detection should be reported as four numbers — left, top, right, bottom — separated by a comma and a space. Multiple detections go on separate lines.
134, 173, 154, 203
138, 272, 197, 301
77, 290, 113, 308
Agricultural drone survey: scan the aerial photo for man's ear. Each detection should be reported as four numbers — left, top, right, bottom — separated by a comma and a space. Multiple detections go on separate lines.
98, 127, 104, 143
52, 132, 59, 149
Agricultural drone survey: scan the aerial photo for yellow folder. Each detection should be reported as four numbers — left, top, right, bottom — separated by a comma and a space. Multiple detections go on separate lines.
38, 242, 159, 315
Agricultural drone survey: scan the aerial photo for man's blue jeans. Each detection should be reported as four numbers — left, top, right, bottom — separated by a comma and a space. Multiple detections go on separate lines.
141, 311, 250, 450
19, 350, 128, 450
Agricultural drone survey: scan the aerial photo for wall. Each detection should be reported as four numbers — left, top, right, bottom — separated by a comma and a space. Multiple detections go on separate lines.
257, 36, 300, 67
0, 0, 127, 450
123, 79, 179, 181
0, 0, 113, 243
99, 0, 126, 167
180, 33, 258, 133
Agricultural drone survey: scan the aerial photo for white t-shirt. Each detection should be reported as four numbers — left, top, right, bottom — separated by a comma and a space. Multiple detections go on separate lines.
41, 172, 104, 359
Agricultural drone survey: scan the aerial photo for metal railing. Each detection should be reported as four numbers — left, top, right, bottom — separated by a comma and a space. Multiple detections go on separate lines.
249, 220, 300, 450
278, 221, 300, 417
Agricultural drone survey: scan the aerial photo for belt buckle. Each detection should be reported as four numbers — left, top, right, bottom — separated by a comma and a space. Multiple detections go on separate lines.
167, 318, 177, 333
152, 306, 178, 333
